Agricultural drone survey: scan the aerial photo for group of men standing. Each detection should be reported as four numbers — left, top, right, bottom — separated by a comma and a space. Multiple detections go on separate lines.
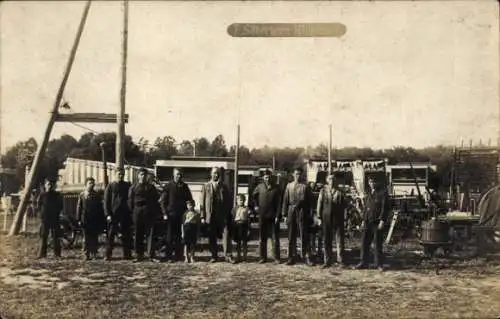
37, 165, 390, 270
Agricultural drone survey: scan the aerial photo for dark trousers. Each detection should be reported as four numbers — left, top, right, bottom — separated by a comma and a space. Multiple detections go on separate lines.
106, 216, 133, 258
259, 217, 280, 260
183, 223, 198, 256
287, 209, 310, 260
133, 207, 155, 258
39, 220, 61, 257
166, 215, 183, 260
207, 220, 232, 259
83, 227, 100, 256
234, 221, 249, 259
360, 221, 384, 266
322, 215, 345, 264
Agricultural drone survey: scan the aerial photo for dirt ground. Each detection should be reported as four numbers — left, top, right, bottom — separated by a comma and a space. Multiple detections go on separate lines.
1, 226, 500, 319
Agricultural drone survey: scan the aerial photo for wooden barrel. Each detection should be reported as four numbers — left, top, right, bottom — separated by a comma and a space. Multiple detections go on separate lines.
421, 218, 450, 244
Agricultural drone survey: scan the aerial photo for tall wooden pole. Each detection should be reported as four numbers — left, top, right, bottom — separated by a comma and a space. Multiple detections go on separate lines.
9, 1, 92, 236
116, 0, 128, 170
328, 124, 332, 174
100, 142, 109, 187
234, 124, 240, 207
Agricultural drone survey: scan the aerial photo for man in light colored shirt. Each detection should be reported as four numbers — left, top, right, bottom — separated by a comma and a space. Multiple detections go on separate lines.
282, 167, 314, 266
200, 167, 234, 263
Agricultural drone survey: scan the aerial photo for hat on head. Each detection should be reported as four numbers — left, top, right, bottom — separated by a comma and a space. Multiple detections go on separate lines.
211, 167, 221, 173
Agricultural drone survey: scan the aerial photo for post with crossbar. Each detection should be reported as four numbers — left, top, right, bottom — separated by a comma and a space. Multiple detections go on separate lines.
9, 1, 92, 236
116, 0, 129, 170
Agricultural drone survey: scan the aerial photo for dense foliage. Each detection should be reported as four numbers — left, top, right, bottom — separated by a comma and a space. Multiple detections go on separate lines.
1, 132, 456, 193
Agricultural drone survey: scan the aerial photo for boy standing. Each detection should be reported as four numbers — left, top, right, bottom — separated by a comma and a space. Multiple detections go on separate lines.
232, 194, 250, 263
182, 200, 200, 263
77, 177, 105, 260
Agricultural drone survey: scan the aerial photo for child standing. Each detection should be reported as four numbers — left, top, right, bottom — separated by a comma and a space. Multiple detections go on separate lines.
182, 200, 200, 263
232, 194, 250, 263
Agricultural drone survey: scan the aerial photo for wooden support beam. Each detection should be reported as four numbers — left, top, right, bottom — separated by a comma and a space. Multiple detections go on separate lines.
9, 1, 92, 236
55, 113, 129, 124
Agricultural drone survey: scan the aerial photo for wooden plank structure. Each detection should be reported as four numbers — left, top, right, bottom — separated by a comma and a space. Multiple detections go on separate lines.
55, 113, 129, 123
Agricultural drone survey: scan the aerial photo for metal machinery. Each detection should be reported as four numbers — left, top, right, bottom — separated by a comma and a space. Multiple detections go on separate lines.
385, 163, 439, 244
452, 146, 500, 213
417, 146, 497, 257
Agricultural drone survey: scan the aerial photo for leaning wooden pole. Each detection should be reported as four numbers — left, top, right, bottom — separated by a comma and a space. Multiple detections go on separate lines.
116, 0, 129, 170
9, 1, 92, 236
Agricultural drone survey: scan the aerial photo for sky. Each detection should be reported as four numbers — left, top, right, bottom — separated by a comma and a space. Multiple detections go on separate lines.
0, 1, 498, 153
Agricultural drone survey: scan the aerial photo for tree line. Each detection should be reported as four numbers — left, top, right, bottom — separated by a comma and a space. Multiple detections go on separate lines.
0, 132, 455, 193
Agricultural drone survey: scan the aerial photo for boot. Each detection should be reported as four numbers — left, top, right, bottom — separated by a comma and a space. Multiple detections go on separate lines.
243, 248, 248, 263
184, 246, 189, 263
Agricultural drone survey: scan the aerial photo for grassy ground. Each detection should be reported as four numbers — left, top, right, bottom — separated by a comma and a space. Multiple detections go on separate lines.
1, 217, 500, 318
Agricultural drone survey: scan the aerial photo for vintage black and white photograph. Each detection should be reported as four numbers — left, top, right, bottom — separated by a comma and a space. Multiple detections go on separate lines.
0, 1, 499, 318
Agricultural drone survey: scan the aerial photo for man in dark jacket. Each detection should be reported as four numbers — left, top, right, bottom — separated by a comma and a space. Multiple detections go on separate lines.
252, 169, 281, 264
128, 168, 160, 262
37, 179, 63, 259
160, 168, 193, 262
104, 169, 133, 260
355, 177, 390, 271
76, 177, 105, 260
200, 167, 234, 263
316, 174, 346, 268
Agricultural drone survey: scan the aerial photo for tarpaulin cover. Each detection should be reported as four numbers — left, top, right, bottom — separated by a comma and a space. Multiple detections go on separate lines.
478, 185, 500, 229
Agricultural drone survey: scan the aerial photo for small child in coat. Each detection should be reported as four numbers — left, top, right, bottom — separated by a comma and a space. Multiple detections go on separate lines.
232, 194, 250, 263
182, 200, 200, 263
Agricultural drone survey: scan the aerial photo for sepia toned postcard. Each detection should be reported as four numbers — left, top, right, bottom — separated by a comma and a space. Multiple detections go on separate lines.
0, 1, 499, 318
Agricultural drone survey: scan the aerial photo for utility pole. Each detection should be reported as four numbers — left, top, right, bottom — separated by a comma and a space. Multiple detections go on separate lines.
328, 124, 332, 174
9, 1, 92, 236
100, 142, 109, 187
234, 125, 240, 208
116, 0, 129, 170
193, 139, 197, 157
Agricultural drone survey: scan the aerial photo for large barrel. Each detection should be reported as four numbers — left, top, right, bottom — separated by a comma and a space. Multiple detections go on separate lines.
421, 218, 450, 244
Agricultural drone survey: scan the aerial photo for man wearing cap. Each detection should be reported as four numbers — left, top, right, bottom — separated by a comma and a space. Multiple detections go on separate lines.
200, 167, 234, 263
160, 167, 193, 262
316, 173, 347, 268
356, 177, 390, 271
252, 169, 282, 264
104, 169, 133, 260
128, 168, 160, 262
282, 167, 314, 266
